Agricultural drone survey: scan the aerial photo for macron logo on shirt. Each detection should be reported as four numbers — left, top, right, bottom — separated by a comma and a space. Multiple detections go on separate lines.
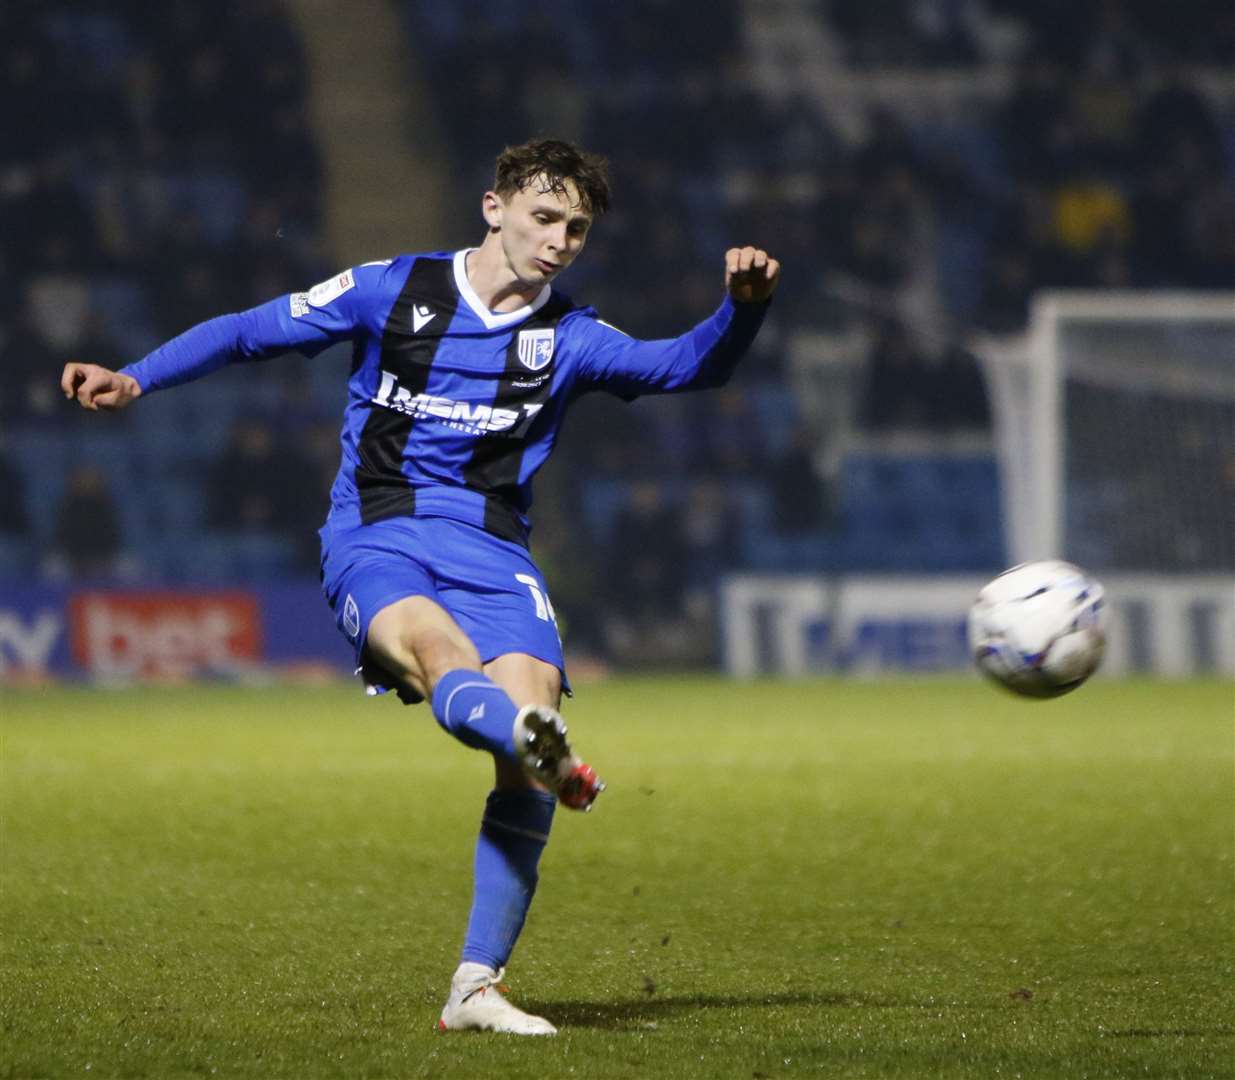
412, 304, 435, 333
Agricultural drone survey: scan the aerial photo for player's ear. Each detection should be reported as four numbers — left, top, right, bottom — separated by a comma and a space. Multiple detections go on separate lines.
482, 191, 503, 231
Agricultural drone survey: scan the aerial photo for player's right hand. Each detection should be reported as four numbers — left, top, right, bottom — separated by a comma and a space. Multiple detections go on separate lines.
61, 363, 142, 412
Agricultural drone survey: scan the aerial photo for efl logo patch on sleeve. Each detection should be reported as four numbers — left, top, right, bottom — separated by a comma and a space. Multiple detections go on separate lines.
307, 268, 356, 308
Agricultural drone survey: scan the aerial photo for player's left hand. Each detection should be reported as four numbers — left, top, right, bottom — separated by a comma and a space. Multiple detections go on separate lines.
725, 246, 780, 304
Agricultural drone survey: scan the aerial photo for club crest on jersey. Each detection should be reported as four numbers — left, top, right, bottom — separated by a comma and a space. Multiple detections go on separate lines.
517, 329, 555, 371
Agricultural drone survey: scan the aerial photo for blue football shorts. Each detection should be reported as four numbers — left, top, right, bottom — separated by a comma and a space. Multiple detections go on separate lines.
319, 514, 567, 697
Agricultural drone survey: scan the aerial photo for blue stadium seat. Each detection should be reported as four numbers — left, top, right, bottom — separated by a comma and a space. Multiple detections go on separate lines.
750, 384, 801, 458
832, 452, 1004, 572
9, 434, 71, 545
580, 479, 628, 541
43, 9, 134, 70
91, 279, 159, 358
167, 173, 248, 246
170, 533, 299, 584
0, 535, 34, 579
148, 478, 207, 534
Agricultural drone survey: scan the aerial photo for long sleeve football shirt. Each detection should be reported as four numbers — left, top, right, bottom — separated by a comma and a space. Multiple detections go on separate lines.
122, 250, 769, 545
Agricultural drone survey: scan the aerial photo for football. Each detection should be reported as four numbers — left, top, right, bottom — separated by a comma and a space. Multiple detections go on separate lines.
968, 560, 1107, 698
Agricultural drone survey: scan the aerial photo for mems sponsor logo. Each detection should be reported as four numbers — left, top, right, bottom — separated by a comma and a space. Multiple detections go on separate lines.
371, 370, 543, 436
68, 592, 262, 679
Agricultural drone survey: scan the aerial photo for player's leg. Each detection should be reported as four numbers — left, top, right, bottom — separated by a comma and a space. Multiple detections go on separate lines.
487, 651, 558, 803
440, 652, 562, 1034
489, 652, 603, 807
365, 593, 480, 698
365, 595, 524, 760
357, 597, 577, 1033
485, 651, 562, 719
442, 653, 608, 1035
323, 520, 587, 1034
425, 521, 603, 809
322, 516, 603, 802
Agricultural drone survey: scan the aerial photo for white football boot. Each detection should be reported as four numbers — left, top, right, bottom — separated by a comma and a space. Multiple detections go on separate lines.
513, 704, 605, 811
437, 962, 556, 1035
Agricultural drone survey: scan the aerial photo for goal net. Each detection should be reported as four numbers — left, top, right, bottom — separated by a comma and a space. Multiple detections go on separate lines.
976, 292, 1235, 574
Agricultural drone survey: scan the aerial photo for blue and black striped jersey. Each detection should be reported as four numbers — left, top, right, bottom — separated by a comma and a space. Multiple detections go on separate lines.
122, 250, 769, 545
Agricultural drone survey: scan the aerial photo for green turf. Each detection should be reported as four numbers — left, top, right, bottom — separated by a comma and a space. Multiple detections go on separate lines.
2, 677, 1232, 1079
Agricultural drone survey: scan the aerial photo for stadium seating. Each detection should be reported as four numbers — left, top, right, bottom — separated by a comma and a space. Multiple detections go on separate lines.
739, 453, 1005, 573
4, 1, 1231, 665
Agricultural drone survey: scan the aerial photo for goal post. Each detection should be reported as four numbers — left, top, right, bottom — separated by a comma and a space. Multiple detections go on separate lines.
718, 290, 1234, 679
975, 291, 1235, 574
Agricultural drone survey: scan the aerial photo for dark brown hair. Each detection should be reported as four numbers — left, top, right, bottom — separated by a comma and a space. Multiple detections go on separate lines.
493, 138, 610, 216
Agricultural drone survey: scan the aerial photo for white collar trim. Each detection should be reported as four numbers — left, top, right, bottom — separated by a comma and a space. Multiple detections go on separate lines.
453, 249, 551, 329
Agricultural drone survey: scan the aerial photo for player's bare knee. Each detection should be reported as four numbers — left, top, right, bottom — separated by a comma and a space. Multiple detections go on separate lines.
368, 597, 481, 692
535, 665, 561, 708
485, 653, 562, 709
415, 630, 483, 691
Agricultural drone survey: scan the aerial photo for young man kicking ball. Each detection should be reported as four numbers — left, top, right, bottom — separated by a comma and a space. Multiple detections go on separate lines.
62, 138, 781, 1034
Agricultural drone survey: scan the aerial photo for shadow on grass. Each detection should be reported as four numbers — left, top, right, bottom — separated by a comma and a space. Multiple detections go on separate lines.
519, 990, 918, 1031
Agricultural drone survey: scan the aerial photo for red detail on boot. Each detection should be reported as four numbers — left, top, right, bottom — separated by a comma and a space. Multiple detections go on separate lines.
559, 762, 603, 810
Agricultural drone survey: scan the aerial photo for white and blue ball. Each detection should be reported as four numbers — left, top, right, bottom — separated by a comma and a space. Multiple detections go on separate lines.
968, 560, 1107, 698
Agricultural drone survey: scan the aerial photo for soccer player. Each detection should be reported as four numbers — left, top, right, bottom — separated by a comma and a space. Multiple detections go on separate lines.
61, 138, 780, 1035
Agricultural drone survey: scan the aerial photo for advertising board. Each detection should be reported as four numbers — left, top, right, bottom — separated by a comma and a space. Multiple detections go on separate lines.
721, 575, 1235, 678
0, 584, 350, 680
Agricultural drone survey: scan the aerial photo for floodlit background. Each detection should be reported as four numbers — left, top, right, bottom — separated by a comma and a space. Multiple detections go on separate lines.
1, 0, 1232, 680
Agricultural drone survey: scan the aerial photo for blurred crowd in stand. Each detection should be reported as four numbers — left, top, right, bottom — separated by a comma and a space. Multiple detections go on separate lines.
406, 0, 1234, 660
2, 0, 1232, 668
0, 1, 331, 582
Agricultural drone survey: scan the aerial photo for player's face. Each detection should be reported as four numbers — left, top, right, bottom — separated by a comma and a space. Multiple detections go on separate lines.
492, 177, 593, 286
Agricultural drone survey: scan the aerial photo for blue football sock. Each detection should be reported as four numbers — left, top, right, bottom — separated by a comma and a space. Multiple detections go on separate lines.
461, 788, 556, 970
430, 669, 519, 758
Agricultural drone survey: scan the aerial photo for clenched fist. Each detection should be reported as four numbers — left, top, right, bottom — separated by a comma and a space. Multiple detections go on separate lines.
724, 246, 780, 304
61, 363, 142, 412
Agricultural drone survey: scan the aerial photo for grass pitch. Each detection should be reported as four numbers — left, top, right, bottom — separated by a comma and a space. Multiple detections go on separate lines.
2, 677, 1232, 1079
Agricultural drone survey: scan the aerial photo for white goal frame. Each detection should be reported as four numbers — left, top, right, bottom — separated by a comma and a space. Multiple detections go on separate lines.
976, 291, 1235, 567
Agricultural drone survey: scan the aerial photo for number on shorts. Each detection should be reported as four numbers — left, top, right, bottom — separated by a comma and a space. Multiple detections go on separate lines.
515, 574, 556, 623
